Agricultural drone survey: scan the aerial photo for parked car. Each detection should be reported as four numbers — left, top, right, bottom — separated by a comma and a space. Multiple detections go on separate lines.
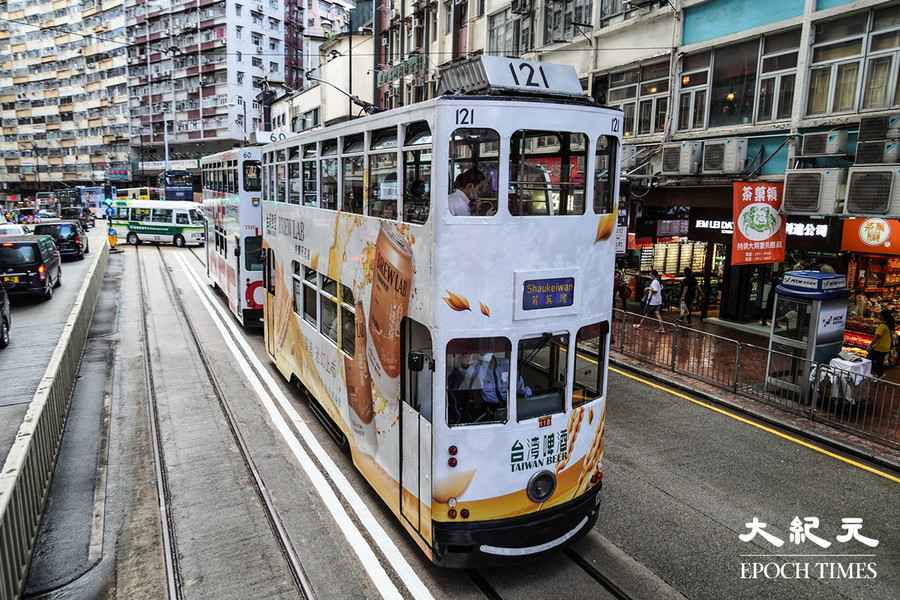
0, 224, 27, 236
33, 220, 89, 260
0, 235, 61, 300
60, 206, 91, 230
0, 282, 9, 348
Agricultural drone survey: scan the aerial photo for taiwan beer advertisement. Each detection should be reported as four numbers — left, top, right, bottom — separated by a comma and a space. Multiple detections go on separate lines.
731, 181, 786, 266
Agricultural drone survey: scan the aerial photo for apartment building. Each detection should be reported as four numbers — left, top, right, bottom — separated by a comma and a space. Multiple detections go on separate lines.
0, 0, 131, 190
126, 0, 290, 175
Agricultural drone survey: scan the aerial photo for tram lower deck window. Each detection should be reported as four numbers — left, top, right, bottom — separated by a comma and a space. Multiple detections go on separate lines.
573, 322, 608, 408
517, 333, 568, 421
446, 337, 511, 426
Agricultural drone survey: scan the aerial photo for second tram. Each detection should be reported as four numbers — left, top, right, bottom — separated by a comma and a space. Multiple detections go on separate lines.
201, 148, 264, 328
261, 57, 621, 566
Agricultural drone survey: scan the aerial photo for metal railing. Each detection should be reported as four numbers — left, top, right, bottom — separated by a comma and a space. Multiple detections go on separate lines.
0, 243, 109, 600
611, 309, 900, 449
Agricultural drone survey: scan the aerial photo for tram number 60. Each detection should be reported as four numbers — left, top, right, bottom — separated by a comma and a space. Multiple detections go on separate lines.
508, 62, 550, 88
455, 108, 474, 125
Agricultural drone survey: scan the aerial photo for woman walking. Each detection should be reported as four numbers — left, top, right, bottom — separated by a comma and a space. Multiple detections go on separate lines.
868, 309, 895, 378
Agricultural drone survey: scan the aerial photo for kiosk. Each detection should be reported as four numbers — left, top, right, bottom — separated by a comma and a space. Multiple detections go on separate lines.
765, 271, 849, 401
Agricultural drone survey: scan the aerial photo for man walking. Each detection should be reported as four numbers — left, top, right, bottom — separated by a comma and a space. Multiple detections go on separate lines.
635, 269, 665, 333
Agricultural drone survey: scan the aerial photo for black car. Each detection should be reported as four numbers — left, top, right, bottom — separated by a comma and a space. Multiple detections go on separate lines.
0, 282, 9, 348
60, 206, 92, 230
0, 235, 61, 300
33, 220, 89, 260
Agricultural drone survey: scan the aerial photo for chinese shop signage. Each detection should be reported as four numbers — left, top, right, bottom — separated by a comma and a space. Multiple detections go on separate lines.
731, 182, 786, 266
522, 277, 575, 311
841, 218, 900, 256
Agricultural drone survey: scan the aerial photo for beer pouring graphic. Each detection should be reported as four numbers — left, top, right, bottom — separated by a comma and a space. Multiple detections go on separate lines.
366, 223, 413, 409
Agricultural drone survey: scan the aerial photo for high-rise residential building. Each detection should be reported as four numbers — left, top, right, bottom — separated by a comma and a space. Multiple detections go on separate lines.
126, 0, 289, 176
0, 0, 131, 191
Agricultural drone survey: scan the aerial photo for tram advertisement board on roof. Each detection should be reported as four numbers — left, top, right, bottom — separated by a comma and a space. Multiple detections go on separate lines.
731, 181, 786, 266
840, 217, 900, 255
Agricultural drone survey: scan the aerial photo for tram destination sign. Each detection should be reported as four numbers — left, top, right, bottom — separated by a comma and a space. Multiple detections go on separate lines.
523, 277, 575, 311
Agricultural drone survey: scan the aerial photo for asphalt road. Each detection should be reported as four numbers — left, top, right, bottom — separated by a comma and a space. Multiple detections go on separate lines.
25, 244, 900, 600
0, 227, 106, 467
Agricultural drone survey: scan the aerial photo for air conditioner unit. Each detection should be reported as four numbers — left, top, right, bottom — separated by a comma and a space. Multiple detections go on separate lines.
858, 113, 900, 142
702, 138, 748, 175
844, 166, 900, 216
782, 168, 846, 215
800, 130, 848, 156
855, 140, 900, 165
621, 145, 639, 170
661, 141, 702, 175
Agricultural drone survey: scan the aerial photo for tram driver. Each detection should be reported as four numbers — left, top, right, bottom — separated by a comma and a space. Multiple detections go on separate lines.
450, 352, 532, 422
448, 169, 486, 216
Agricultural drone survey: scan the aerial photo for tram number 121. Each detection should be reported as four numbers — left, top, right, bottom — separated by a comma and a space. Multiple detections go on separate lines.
455, 108, 474, 125
508, 62, 550, 89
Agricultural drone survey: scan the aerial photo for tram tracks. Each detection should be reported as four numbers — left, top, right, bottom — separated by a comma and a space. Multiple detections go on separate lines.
467, 547, 637, 600
135, 244, 315, 600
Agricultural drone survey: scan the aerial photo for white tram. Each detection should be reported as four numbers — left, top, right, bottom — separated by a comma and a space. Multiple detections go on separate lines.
261, 57, 621, 566
201, 148, 265, 327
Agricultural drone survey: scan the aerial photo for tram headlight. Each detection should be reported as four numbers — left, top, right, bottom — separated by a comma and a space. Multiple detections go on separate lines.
526, 470, 557, 503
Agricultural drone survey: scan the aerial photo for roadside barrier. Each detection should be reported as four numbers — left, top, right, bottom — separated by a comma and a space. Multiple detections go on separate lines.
611, 309, 900, 449
0, 242, 109, 600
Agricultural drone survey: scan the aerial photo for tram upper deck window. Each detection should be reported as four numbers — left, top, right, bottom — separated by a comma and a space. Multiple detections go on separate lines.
509, 131, 587, 216
245, 236, 263, 271
403, 120, 431, 225
320, 157, 338, 210
594, 136, 617, 214
302, 159, 318, 206
517, 333, 568, 421
244, 161, 261, 192
288, 146, 300, 161
303, 144, 317, 159
573, 322, 608, 408
342, 155, 364, 214
344, 133, 364, 153
321, 139, 338, 155
288, 161, 301, 204
448, 128, 500, 216
368, 152, 398, 219
446, 337, 511, 426
371, 127, 398, 150
276, 162, 287, 202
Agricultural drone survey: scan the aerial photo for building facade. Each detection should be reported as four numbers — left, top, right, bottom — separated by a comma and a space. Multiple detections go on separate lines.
0, 0, 131, 190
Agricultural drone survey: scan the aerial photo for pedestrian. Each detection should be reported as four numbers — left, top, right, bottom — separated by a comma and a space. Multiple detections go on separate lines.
635, 269, 664, 333
868, 309, 895, 378
677, 267, 698, 325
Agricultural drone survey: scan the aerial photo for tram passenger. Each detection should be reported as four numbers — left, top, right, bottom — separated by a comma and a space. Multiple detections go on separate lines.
448, 168, 486, 216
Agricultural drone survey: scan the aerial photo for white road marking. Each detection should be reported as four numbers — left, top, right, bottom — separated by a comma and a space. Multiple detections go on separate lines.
173, 251, 435, 600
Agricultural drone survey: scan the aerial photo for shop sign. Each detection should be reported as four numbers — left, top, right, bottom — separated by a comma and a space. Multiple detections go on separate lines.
841, 217, 900, 255
615, 200, 627, 255
376, 53, 428, 86
731, 182, 786, 266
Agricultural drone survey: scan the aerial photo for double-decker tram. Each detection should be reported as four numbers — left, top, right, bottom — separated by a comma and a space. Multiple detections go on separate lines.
201, 148, 264, 327
261, 57, 621, 566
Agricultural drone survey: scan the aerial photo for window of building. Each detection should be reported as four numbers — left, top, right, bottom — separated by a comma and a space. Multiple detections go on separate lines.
573, 322, 608, 407
608, 61, 669, 138
446, 337, 512, 426
253, 56, 263, 67
677, 52, 709, 130
509, 131, 587, 216
595, 136, 617, 214
237, 71, 245, 85
236, 3, 242, 16
236, 25, 243, 39
757, 29, 800, 122
488, 9, 531, 57
861, 5, 900, 110
270, 62, 279, 73
807, 12, 868, 115
445, 1, 452, 35
709, 38, 759, 128
342, 155, 364, 214
448, 128, 500, 216
403, 121, 432, 225
544, 0, 592, 44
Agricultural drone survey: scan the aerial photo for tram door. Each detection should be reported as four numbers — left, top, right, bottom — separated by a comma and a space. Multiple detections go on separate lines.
400, 318, 433, 542
264, 247, 276, 356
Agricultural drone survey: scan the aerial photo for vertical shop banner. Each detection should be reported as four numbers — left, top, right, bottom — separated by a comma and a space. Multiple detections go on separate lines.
731, 182, 786, 265
615, 199, 628, 255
